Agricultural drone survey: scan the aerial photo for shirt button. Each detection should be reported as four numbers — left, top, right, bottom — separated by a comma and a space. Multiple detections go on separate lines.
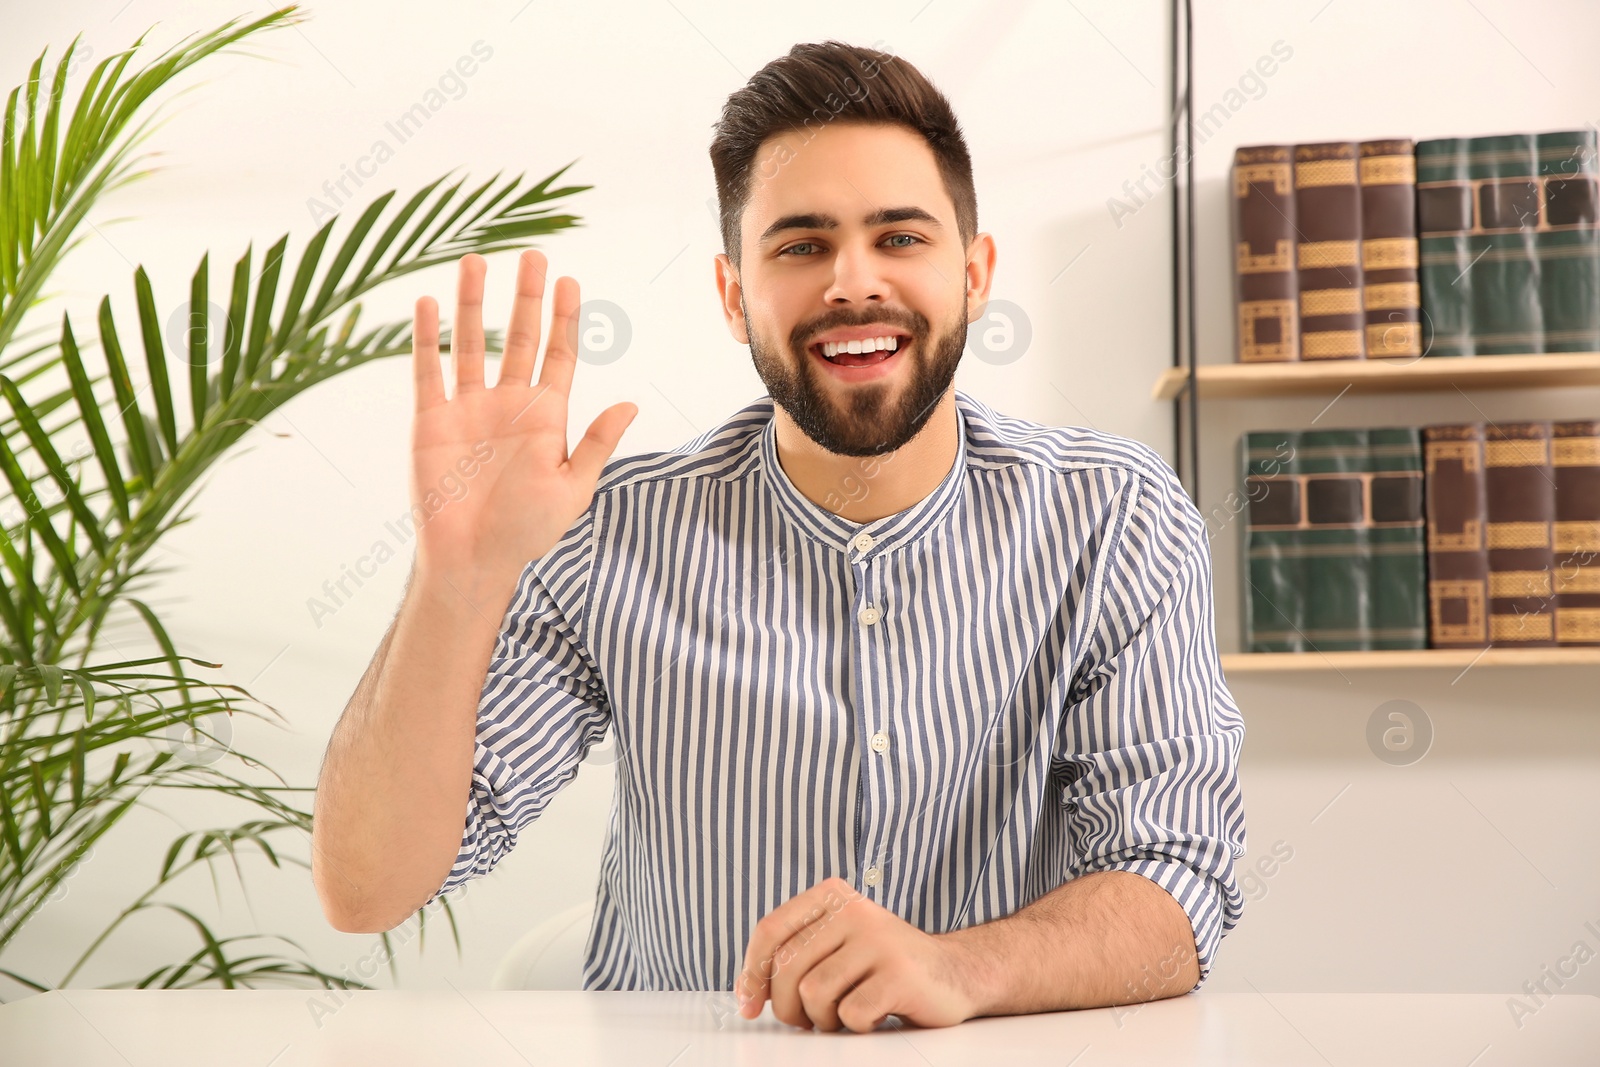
852, 532, 875, 553
870, 731, 889, 754
858, 605, 881, 626
863, 866, 882, 887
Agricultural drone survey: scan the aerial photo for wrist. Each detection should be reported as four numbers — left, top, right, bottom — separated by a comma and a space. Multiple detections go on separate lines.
936, 924, 1005, 1021
407, 560, 522, 631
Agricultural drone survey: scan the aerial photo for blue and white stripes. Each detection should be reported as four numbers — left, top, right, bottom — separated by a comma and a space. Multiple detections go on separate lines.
428, 388, 1247, 991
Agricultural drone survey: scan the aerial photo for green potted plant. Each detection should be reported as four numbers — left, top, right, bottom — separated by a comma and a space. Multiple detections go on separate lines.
0, 5, 589, 993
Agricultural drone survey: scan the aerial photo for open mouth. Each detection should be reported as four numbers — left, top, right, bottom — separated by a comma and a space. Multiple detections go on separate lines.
808, 333, 910, 369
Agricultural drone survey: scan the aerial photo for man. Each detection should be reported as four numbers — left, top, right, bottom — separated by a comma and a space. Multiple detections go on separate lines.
311, 40, 1247, 1034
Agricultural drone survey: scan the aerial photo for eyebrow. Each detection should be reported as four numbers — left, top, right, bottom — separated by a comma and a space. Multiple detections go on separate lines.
758, 206, 943, 246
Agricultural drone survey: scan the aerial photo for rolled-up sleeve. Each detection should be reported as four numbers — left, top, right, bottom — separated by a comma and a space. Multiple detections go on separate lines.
1055, 455, 1247, 991
425, 505, 612, 906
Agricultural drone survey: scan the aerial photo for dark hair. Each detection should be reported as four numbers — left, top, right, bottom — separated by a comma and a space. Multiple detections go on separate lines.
709, 40, 977, 269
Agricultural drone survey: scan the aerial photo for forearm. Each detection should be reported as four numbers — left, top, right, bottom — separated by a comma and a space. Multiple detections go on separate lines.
311, 563, 514, 932
939, 869, 1200, 1017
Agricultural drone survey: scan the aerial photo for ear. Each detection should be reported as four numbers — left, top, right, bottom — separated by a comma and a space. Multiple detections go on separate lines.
963, 232, 998, 324
714, 252, 749, 344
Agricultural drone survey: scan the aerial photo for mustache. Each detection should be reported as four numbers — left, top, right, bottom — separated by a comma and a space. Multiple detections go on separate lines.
790, 307, 929, 350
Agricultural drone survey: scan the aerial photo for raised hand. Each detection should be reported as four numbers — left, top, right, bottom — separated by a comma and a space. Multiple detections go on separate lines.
408, 250, 637, 604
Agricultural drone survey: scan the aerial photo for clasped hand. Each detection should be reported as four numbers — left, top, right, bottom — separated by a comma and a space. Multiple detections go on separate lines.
734, 876, 987, 1033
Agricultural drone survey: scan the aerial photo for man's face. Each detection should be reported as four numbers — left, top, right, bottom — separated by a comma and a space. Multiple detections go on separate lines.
716, 122, 986, 457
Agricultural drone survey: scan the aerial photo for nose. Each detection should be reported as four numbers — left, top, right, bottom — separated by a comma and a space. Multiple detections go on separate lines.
823, 239, 889, 306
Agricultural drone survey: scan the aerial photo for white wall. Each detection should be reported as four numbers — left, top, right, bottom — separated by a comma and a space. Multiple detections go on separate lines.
2, 0, 1595, 1009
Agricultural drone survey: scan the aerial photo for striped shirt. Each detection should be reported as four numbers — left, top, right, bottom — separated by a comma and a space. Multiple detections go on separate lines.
429, 388, 1248, 992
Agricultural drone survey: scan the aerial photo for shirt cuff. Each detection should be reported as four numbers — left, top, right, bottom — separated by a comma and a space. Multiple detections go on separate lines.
423, 748, 524, 908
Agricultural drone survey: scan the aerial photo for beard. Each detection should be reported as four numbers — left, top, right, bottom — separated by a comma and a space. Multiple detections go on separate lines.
746, 294, 967, 457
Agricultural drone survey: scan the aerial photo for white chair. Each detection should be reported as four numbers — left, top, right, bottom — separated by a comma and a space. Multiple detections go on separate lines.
490, 900, 595, 990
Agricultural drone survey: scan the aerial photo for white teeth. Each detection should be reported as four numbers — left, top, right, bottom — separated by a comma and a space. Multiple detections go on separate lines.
820, 336, 903, 359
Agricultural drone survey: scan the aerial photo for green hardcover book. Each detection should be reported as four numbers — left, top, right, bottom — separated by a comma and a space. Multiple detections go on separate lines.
1416, 137, 1476, 358
1242, 431, 1305, 652
1535, 130, 1600, 353
1297, 429, 1375, 650
1366, 428, 1428, 649
1468, 133, 1544, 354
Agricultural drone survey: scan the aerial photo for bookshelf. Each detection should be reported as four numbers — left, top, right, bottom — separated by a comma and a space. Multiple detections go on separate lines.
1170, 355, 1600, 668
1158, 355, 1600, 668
1158, 16, 1599, 670
1164, 350, 1600, 668
1221, 648, 1600, 673
1152, 352, 1600, 401
1157, 353, 1600, 669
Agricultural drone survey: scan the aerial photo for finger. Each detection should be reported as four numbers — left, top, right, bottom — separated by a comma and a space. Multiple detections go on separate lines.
539, 275, 582, 404
794, 942, 873, 1033
738, 877, 858, 1017
739, 884, 829, 1008
412, 296, 444, 411
769, 916, 853, 1030
499, 249, 547, 388
565, 401, 638, 489
453, 253, 487, 392
838, 971, 896, 1034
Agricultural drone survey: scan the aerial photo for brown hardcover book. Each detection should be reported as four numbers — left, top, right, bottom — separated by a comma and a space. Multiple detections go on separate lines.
1553, 419, 1600, 646
1358, 139, 1422, 359
1232, 145, 1299, 362
1485, 421, 1557, 646
1424, 424, 1490, 647
1294, 142, 1366, 360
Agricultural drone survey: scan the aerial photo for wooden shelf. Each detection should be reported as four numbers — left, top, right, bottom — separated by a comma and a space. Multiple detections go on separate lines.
1221, 648, 1600, 673
1152, 352, 1600, 400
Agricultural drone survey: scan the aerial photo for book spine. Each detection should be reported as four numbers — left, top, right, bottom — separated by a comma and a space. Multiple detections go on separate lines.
1416, 138, 1476, 358
1535, 129, 1600, 353
1553, 419, 1600, 646
1358, 139, 1423, 359
1485, 421, 1557, 646
1242, 430, 1305, 651
1298, 429, 1373, 649
1233, 145, 1300, 363
1367, 428, 1428, 648
1424, 424, 1491, 647
1468, 133, 1544, 354
1295, 142, 1366, 360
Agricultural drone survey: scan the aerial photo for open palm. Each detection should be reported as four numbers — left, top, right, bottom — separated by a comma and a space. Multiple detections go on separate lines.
410, 250, 637, 604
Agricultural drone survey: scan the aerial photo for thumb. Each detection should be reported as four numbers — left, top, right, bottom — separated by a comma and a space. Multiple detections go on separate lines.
567, 401, 638, 488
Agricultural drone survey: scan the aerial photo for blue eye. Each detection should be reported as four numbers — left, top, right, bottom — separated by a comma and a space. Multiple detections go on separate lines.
779, 234, 924, 256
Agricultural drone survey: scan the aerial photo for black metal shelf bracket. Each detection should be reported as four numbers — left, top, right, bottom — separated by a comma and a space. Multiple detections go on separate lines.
1170, 0, 1200, 505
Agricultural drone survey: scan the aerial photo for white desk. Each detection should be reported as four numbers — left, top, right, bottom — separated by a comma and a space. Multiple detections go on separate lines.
0, 989, 1594, 1065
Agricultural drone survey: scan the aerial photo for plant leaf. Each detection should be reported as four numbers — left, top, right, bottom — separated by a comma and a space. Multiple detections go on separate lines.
133, 266, 177, 455
185, 252, 207, 432
57, 312, 129, 521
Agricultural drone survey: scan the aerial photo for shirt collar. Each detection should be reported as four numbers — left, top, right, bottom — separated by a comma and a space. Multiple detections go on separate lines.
759, 391, 969, 558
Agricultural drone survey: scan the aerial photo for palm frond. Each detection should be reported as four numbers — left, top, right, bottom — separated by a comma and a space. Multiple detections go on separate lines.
0, 7, 308, 354
1, 4, 516, 997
